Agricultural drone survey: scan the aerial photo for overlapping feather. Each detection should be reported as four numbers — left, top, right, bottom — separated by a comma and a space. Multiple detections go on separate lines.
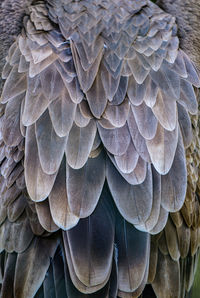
0, 0, 200, 297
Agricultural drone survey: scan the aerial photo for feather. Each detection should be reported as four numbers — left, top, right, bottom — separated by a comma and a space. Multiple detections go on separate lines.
22, 76, 50, 126
1, 158, 16, 180
152, 90, 177, 131
31, 45, 53, 65
146, 122, 178, 175
177, 222, 190, 258
152, 251, 180, 298
132, 102, 158, 140
63, 191, 115, 293
35, 200, 59, 232
48, 88, 76, 137
71, 41, 103, 93
75, 39, 103, 70
86, 70, 107, 118
148, 239, 158, 283
14, 235, 59, 298
13, 149, 24, 163
107, 159, 152, 226
98, 123, 131, 156
43, 263, 56, 298
150, 207, 168, 235
182, 51, 200, 87
98, 118, 116, 129
127, 75, 147, 106
29, 53, 57, 78
40, 63, 64, 100
158, 232, 168, 256
2, 93, 24, 147
1, 66, 26, 103
6, 163, 24, 189
128, 56, 149, 84
0, 213, 34, 253
100, 63, 121, 100
170, 212, 183, 228
150, 66, 180, 99
25, 205, 45, 237
25, 125, 57, 202
178, 79, 198, 115
177, 103, 192, 148
172, 51, 187, 78
165, 217, 180, 261
161, 131, 187, 212
118, 263, 149, 297
66, 120, 97, 169
16, 172, 26, 190
79, 100, 93, 119
47, 30, 65, 48
143, 78, 158, 108
104, 98, 130, 128
114, 141, 139, 174
2, 61, 12, 79
52, 247, 68, 298
72, 41, 91, 70
7, 195, 26, 223
116, 216, 150, 293
121, 60, 132, 76
104, 51, 122, 75
112, 76, 128, 105
35, 109, 67, 175
64, 77, 84, 104
0, 253, 17, 298
191, 228, 199, 257
6, 163, 24, 188
111, 155, 147, 185
135, 167, 161, 232
82, 37, 104, 65
49, 158, 79, 230
63, 252, 116, 298
146, 52, 163, 72
55, 60, 75, 84
1, 181, 22, 212
74, 104, 90, 127
66, 151, 105, 218
127, 110, 151, 162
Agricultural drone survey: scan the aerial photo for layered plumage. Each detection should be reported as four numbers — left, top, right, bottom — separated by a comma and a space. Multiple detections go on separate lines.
0, 0, 200, 297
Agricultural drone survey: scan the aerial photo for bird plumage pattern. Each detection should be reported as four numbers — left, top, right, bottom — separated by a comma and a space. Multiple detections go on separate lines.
0, 0, 200, 297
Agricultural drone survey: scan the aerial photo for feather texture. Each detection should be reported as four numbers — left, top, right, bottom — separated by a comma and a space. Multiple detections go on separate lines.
66, 151, 106, 218
0, 1, 199, 297
25, 125, 57, 202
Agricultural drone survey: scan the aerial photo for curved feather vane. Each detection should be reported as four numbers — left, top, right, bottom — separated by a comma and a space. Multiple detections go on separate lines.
107, 159, 152, 227
49, 158, 79, 230
66, 120, 97, 169
48, 88, 76, 137
35, 109, 67, 175
63, 189, 115, 294
35, 200, 59, 233
161, 129, 187, 212
14, 236, 59, 298
2, 93, 24, 147
115, 216, 150, 294
0, 0, 200, 297
66, 151, 106, 218
146, 121, 179, 175
25, 125, 57, 202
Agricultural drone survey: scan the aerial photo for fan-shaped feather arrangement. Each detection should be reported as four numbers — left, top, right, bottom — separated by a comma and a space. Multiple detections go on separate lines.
0, 0, 200, 297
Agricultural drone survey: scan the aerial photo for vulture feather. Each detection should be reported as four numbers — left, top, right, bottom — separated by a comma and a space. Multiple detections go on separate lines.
0, 0, 200, 297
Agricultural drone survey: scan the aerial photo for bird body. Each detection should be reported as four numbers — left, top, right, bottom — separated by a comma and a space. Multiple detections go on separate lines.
0, 0, 200, 297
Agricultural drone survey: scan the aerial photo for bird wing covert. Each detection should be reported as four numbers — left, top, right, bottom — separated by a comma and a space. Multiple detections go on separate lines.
0, 0, 200, 297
